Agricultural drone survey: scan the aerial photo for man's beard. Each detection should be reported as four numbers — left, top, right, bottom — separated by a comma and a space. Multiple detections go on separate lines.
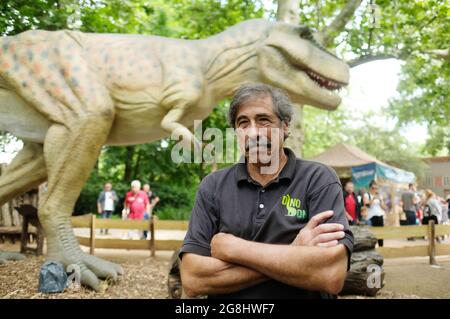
245, 136, 280, 169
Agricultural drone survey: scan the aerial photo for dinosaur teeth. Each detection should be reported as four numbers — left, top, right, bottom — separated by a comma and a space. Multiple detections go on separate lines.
305, 69, 342, 91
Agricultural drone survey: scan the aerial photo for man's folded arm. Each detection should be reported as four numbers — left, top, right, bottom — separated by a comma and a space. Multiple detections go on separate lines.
180, 249, 267, 297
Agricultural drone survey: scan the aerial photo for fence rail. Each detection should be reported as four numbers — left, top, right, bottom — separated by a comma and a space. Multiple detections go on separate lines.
71, 214, 450, 261
369, 223, 450, 262
71, 214, 188, 256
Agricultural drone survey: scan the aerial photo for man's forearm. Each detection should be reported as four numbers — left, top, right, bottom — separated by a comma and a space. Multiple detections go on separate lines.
216, 239, 348, 294
180, 253, 267, 297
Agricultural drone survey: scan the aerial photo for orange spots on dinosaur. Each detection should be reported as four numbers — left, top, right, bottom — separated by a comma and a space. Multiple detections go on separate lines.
8, 43, 16, 53
1, 61, 11, 69
53, 87, 62, 97
32, 62, 42, 74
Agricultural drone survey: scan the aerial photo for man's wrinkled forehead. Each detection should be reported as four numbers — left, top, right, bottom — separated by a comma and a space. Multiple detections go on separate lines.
234, 94, 276, 121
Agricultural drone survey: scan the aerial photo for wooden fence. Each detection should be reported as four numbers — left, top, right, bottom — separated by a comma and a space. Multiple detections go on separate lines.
71, 214, 450, 261
369, 222, 450, 262
71, 214, 188, 256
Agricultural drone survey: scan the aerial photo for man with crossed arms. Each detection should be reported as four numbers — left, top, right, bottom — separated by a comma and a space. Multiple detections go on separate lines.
180, 83, 353, 299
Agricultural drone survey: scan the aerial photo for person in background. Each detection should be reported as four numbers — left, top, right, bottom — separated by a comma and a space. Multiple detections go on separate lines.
401, 183, 418, 227
446, 195, 450, 221
357, 188, 366, 208
359, 207, 371, 226
124, 180, 149, 239
142, 183, 160, 239
343, 181, 360, 225
423, 190, 444, 242
439, 196, 449, 225
422, 189, 442, 225
363, 180, 386, 247
97, 182, 118, 235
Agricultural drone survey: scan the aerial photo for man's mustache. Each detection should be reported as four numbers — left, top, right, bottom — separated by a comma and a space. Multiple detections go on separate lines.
245, 139, 272, 152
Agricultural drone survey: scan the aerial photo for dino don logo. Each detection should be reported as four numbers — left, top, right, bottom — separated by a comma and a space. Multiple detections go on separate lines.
281, 194, 308, 221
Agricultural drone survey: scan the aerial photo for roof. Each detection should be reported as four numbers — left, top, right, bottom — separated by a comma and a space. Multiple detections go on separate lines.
309, 143, 389, 168
422, 156, 450, 164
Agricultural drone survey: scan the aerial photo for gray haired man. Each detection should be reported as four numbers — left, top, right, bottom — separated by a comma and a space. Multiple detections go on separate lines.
180, 83, 353, 299
97, 182, 118, 235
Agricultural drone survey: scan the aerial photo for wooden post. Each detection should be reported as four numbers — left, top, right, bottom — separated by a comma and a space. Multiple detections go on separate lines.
90, 214, 96, 255
150, 215, 155, 257
20, 215, 29, 254
428, 220, 437, 265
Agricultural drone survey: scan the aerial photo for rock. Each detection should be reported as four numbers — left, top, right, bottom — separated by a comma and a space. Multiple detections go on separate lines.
350, 225, 378, 252
340, 256, 385, 296
38, 261, 68, 293
167, 249, 182, 299
340, 227, 385, 296
0, 251, 25, 263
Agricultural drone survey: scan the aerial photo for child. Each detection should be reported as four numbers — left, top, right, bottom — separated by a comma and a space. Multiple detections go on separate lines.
359, 206, 372, 226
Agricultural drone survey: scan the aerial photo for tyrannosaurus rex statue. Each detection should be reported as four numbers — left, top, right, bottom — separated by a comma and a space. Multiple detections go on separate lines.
0, 19, 349, 291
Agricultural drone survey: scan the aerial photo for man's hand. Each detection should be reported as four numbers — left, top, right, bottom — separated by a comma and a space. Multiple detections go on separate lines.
291, 210, 345, 248
211, 233, 242, 261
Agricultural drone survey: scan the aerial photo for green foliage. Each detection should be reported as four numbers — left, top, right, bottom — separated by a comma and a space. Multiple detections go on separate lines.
0, 0, 70, 36
388, 55, 450, 155
295, 0, 450, 155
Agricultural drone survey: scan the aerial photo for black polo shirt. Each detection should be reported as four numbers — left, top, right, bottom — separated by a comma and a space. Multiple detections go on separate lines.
180, 148, 354, 299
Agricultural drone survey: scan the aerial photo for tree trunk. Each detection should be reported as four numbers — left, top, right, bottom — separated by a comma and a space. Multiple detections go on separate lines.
351, 225, 378, 252
276, 0, 300, 24
132, 147, 143, 179
124, 146, 135, 181
1, 202, 12, 227
276, 0, 304, 157
340, 226, 385, 296
285, 105, 304, 157
0, 164, 12, 226
340, 249, 385, 296
167, 249, 182, 299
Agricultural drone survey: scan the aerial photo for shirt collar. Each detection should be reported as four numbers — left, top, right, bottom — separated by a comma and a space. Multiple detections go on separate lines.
235, 147, 297, 185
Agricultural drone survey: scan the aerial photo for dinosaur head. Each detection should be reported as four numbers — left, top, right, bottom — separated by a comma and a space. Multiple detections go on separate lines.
258, 22, 349, 110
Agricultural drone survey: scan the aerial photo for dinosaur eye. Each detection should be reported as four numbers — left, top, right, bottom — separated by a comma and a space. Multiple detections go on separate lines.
299, 27, 313, 40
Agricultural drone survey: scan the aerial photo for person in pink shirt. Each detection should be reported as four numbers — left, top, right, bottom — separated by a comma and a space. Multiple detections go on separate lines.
123, 180, 149, 239
125, 180, 150, 220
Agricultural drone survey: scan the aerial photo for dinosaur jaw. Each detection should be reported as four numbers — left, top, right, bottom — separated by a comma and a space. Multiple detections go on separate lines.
259, 45, 349, 110
303, 68, 345, 91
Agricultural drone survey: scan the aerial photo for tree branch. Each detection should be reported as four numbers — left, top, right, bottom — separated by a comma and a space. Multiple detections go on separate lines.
426, 48, 450, 62
276, 0, 300, 25
347, 54, 398, 67
318, 0, 363, 47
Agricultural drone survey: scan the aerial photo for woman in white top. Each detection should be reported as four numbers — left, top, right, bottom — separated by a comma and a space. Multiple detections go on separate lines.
363, 181, 387, 247
424, 189, 442, 224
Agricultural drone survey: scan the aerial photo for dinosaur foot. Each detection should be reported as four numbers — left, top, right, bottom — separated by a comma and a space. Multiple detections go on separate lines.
0, 250, 25, 264
48, 250, 124, 292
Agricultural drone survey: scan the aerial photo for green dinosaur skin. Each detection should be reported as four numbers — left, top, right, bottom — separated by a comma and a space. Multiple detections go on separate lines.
0, 19, 349, 291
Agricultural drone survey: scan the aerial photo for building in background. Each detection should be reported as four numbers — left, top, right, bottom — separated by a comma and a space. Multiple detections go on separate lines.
421, 156, 450, 198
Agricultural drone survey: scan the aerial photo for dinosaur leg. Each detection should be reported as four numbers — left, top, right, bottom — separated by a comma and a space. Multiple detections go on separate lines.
0, 142, 46, 206
2, 33, 122, 289
0, 142, 46, 263
39, 117, 123, 291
